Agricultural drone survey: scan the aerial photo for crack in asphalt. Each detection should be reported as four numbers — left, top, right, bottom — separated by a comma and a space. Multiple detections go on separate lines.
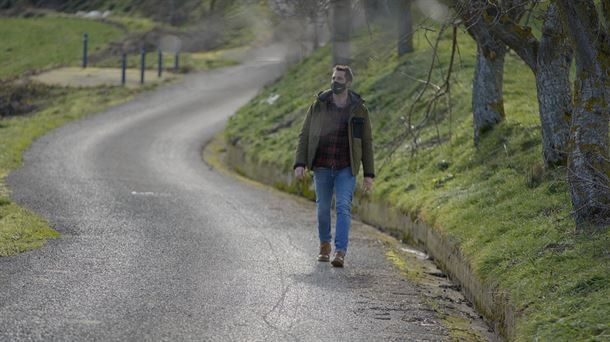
220, 194, 305, 342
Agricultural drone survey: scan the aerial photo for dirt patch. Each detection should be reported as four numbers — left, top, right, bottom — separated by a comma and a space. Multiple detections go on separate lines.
29, 67, 179, 88
0, 81, 64, 118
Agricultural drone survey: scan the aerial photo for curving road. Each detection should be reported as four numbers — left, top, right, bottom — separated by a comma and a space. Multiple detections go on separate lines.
2, 45, 454, 341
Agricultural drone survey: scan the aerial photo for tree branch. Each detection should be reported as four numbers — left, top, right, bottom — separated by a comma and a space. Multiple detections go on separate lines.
482, 6, 538, 71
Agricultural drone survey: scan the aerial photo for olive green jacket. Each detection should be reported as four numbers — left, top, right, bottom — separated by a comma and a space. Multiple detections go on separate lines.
293, 89, 375, 178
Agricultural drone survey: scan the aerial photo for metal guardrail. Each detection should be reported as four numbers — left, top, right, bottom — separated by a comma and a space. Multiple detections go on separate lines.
81, 32, 180, 86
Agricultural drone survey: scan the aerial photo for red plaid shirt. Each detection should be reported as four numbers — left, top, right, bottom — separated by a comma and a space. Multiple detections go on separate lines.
313, 100, 351, 169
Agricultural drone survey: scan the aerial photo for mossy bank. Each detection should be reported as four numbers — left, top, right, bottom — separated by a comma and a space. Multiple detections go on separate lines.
223, 25, 609, 341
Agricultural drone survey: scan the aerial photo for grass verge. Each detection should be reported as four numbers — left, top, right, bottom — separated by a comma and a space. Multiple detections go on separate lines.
0, 16, 125, 80
224, 24, 609, 340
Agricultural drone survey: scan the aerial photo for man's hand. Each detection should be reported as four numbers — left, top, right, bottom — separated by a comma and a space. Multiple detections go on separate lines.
295, 166, 306, 180
363, 177, 374, 193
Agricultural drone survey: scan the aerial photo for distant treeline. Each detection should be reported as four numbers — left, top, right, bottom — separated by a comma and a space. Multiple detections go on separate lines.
0, 0, 250, 25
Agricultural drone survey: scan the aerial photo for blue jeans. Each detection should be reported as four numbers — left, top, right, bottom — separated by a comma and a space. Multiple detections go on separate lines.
313, 166, 356, 254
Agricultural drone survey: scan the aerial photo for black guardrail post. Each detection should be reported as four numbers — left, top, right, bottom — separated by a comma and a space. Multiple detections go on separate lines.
158, 48, 163, 77
82, 33, 88, 68
121, 52, 127, 85
140, 48, 145, 84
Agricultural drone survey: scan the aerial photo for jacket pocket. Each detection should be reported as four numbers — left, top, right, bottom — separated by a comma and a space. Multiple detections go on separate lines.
352, 117, 365, 139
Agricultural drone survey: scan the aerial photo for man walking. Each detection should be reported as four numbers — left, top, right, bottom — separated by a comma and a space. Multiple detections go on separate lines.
293, 65, 375, 268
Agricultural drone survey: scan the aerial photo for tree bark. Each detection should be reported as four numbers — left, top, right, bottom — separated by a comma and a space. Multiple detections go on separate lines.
452, 0, 508, 145
483, 4, 572, 167
483, 5, 537, 70
536, 4, 572, 167
557, 0, 610, 228
398, 0, 414, 56
312, 13, 320, 50
472, 42, 506, 145
332, 0, 352, 65
602, 0, 610, 25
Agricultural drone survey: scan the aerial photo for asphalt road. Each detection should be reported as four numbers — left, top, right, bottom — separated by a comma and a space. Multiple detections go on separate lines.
2, 45, 457, 341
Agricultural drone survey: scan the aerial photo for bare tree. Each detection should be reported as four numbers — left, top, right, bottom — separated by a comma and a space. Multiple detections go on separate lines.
267, 0, 330, 49
361, 0, 415, 56
378, 24, 458, 169
482, 2, 573, 167
332, 0, 352, 65
555, 0, 610, 228
452, 0, 508, 146
307, 1, 329, 49
398, 0, 414, 56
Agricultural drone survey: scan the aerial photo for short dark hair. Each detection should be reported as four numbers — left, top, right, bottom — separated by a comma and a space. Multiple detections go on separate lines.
333, 64, 353, 82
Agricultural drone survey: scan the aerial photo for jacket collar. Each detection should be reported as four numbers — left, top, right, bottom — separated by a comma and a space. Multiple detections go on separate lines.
316, 89, 364, 109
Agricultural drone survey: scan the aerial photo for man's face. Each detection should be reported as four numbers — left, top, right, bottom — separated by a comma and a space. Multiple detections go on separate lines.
331, 70, 351, 87
331, 70, 351, 96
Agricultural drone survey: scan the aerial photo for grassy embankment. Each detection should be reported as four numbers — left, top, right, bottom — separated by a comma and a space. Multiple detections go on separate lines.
224, 24, 609, 341
0, 17, 124, 80
0, 11, 252, 81
0, 9, 258, 256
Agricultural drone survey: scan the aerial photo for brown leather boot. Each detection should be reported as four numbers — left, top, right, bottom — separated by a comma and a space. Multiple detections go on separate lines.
318, 242, 332, 262
331, 251, 345, 267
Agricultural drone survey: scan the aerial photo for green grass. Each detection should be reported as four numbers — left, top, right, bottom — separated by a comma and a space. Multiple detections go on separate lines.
43, 10, 165, 33
0, 17, 125, 80
0, 200, 59, 256
225, 24, 610, 340
103, 15, 161, 32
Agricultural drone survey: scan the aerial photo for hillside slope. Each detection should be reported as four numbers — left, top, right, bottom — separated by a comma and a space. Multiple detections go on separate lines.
224, 25, 609, 340
0, 16, 124, 80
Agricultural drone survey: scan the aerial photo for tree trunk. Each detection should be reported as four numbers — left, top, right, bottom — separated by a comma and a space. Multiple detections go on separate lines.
472, 43, 506, 145
332, 0, 352, 65
168, 0, 175, 25
557, 0, 610, 228
568, 76, 610, 227
363, 0, 381, 18
482, 3, 572, 167
457, 0, 508, 145
397, 0, 414, 56
312, 19, 320, 49
535, 4, 572, 167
